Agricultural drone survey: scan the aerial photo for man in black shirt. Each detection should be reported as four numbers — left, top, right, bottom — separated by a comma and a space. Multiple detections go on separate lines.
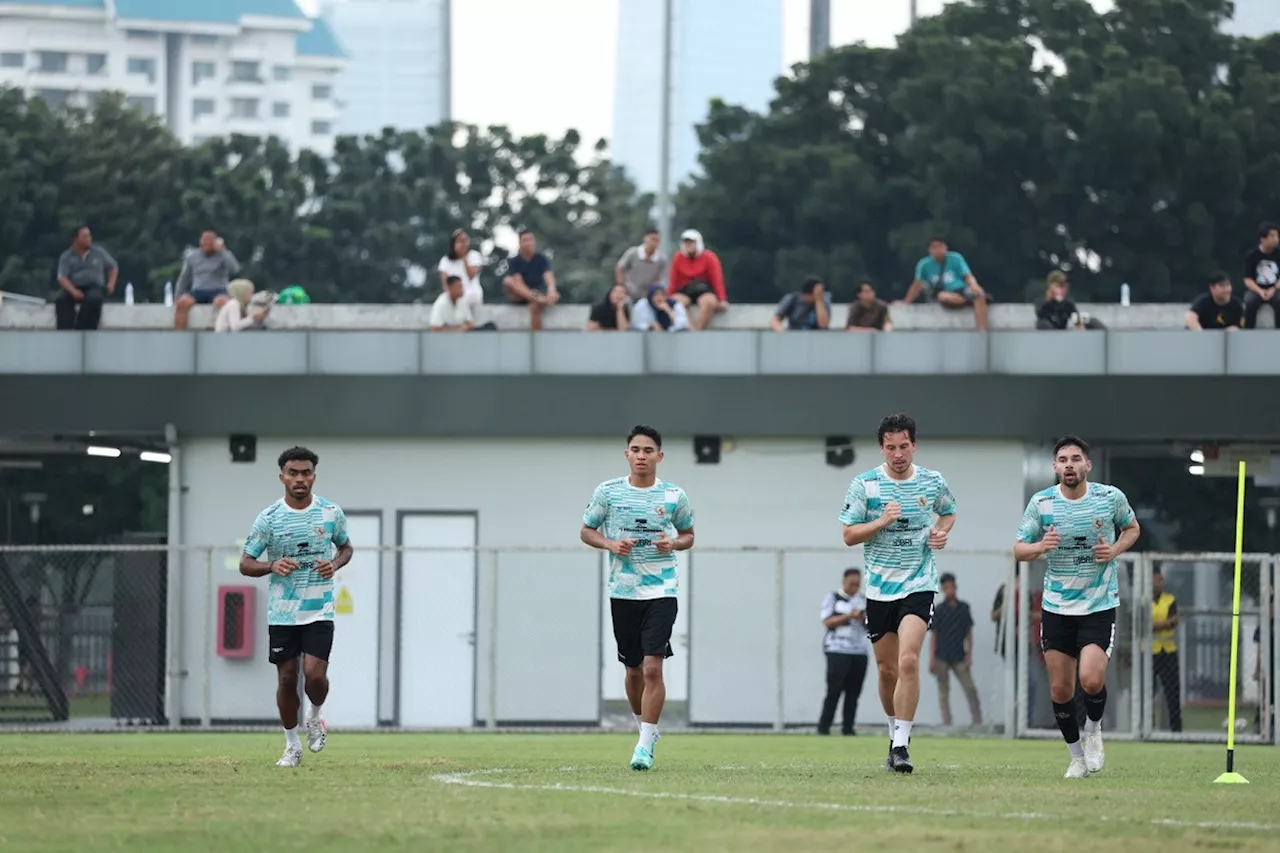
930, 573, 982, 727
1243, 222, 1280, 329
1184, 272, 1245, 331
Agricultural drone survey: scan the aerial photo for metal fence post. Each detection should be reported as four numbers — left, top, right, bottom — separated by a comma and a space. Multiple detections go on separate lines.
201, 548, 213, 728
487, 549, 498, 730
1014, 561, 1028, 738
1002, 559, 1017, 739
774, 549, 785, 732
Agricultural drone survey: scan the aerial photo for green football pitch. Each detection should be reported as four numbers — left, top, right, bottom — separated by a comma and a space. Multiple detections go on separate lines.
2, 733, 1279, 852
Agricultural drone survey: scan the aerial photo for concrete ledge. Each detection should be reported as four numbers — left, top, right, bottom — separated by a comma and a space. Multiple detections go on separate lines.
0, 301, 1228, 331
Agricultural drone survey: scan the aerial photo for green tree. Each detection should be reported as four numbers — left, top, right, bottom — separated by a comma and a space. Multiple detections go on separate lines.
677, 0, 1280, 305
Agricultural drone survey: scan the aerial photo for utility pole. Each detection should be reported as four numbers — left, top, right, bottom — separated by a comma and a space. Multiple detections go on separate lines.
810, 0, 830, 58
657, 0, 675, 252
909, 0, 919, 26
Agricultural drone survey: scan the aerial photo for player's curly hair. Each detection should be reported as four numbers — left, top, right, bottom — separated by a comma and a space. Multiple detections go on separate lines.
277, 446, 319, 469
876, 413, 916, 445
1052, 435, 1090, 459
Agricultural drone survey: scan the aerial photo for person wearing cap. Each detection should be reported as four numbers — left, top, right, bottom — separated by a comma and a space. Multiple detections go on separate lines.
668, 228, 727, 331
770, 275, 831, 331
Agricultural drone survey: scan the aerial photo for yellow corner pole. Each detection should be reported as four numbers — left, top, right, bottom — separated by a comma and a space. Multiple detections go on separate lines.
1214, 460, 1249, 784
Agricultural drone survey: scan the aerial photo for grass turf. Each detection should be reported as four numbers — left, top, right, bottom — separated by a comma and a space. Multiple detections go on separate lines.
1, 732, 1278, 852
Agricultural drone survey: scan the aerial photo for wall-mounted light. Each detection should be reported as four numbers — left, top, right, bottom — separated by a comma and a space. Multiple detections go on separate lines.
86, 446, 121, 458
1190, 449, 1205, 464
140, 451, 172, 464
1188, 464, 1205, 476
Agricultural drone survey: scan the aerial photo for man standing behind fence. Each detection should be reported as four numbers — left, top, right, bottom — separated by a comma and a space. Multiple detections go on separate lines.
818, 568, 870, 736
1151, 567, 1182, 732
930, 573, 982, 728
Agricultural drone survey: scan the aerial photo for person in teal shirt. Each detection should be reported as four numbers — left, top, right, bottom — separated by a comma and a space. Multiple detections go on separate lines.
901, 238, 990, 330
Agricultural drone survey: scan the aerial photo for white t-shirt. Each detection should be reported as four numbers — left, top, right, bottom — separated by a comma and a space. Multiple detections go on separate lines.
430, 291, 475, 328
437, 251, 483, 306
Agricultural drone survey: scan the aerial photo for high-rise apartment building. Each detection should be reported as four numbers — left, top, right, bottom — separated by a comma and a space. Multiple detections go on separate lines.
0, 0, 346, 154
321, 0, 450, 136
611, 0, 784, 195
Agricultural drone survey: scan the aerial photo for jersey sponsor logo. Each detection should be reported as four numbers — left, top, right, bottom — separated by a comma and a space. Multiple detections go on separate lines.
655, 506, 665, 518
917, 496, 928, 508
1093, 519, 1104, 529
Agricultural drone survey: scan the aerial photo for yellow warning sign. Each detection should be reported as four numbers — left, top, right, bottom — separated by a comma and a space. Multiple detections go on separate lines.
335, 586, 354, 615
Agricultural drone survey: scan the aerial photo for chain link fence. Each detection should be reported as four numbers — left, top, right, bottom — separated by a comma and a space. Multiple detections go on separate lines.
0, 548, 166, 724
0, 544, 1274, 743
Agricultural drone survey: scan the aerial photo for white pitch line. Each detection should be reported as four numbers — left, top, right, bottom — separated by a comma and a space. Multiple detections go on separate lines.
431, 769, 1278, 834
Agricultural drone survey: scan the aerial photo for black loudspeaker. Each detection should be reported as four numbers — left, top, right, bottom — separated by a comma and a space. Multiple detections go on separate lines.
229, 434, 257, 463
694, 436, 721, 464
826, 436, 854, 468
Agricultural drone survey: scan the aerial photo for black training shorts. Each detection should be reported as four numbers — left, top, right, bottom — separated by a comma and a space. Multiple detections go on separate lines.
865, 591, 935, 644
1040, 608, 1117, 659
610, 597, 677, 669
268, 620, 335, 665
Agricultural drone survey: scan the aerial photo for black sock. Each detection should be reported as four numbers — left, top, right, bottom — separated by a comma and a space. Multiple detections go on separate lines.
1083, 686, 1107, 723
1053, 701, 1080, 745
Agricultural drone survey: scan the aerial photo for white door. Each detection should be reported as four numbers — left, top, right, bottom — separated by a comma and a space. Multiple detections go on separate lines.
307, 513, 381, 728
599, 551, 689, 703
397, 514, 477, 727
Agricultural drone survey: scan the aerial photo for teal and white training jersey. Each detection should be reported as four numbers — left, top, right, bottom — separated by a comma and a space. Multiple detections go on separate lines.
1016, 482, 1136, 616
839, 464, 957, 602
583, 477, 694, 601
243, 495, 350, 626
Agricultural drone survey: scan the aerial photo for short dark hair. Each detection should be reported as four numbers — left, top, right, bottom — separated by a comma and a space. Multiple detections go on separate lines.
1052, 435, 1090, 459
1209, 270, 1231, 287
1259, 222, 1278, 240
1153, 566, 1163, 576
857, 281, 875, 292
278, 446, 319, 469
877, 413, 917, 445
518, 229, 534, 239
843, 567, 861, 579
644, 227, 659, 236
202, 227, 218, 235
801, 275, 823, 294
72, 225, 89, 240
446, 275, 462, 287
940, 572, 956, 585
928, 236, 947, 246
627, 425, 662, 448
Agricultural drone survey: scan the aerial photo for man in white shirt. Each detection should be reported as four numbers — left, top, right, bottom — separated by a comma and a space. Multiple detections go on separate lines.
430, 276, 476, 331
818, 568, 871, 736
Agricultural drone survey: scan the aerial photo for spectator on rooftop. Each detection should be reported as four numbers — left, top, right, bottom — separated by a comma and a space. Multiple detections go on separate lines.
54, 225, 117, 331
438, 229, 484, 312
1035, 272, 1103, 330
430, 275, 476, 332
501, 229, 559, 331
1242, 222, 1280, 329
586, 284, 632, 331
214, 279, 270, 332
631, 284, 689, 332
173, 228, 237, 330
668, 228, 727, 331
1185, 271, 1245, 331
900, 237, 989, 331
770, 275, 831, 331
615, 228, 667, 302
845, 281, 892, 331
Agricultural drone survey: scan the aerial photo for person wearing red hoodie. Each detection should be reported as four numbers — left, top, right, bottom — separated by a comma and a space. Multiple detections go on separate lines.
668, 229, 727, 331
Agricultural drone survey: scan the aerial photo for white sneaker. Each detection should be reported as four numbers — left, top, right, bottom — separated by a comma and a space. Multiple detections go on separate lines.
276, 745, 302, 767
306, 716, 327, 753
1064, 757, 1089, 778
1083, 729, 1105, 773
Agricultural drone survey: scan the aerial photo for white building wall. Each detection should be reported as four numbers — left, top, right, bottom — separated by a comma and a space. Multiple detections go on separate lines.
0, 11, 341, 152
174, 436, 1024, 729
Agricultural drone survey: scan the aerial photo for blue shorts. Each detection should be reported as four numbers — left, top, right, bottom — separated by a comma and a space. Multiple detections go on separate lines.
190, 288, 227, 305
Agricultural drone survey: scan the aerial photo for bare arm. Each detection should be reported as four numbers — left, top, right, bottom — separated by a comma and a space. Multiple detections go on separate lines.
964, 274, 984, 295
814, 292, 830, 329
1184, 310, 1202, 330
1014, 539, 1051, 562
843, 512, 894, 547
901, 280, 924, 304
239, 553, 296, 578
1110, 518, 1141, 558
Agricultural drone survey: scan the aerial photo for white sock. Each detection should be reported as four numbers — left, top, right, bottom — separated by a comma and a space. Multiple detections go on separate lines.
308, 703, 324, 723
633, 713, 643, 733
638, 722, 659, 751
887, 716, 896, 741
284, 726, 301, 749
892, 719, 913, 748
1067, 739, 1084, 759
1083, 717, 1100, 734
